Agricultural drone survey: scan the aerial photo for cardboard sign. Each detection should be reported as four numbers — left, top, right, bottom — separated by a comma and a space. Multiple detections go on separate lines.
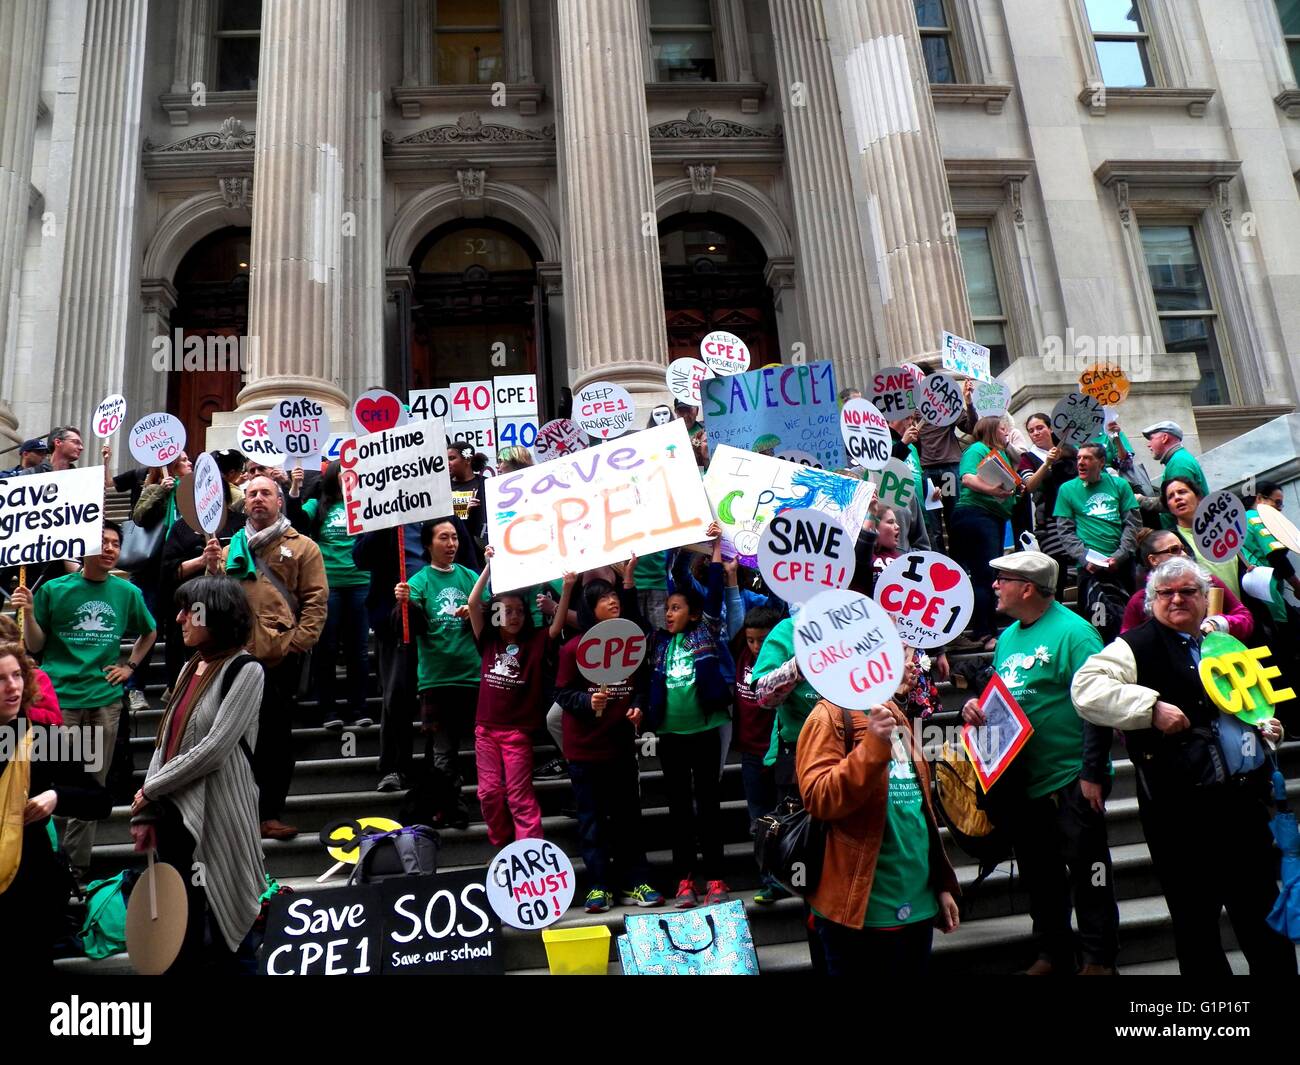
485, 839, 576, 931
699, 329, 751, 376
449, 380, 496, 423
703, 445, 876, 565
236, 415, 287, 466
493, 374, 539, 418
792, 588, 905, 710
1078, 363, 1129, 405
574, 381, 635, 441
576, 618, 648, 685
757, 507, 856, 605
447, 418, 496, 455
92, 394, 127, 440
192, 452, 226, 535
1255, 503, 1300, 554
666, 357, 714, 407
1198, 631, 1296, 727
1193, 491, 1247, 564
701, 361, 845, 472
532, 418, 587, 464
941, 331, 992, 382
1050, 392, 1105, 449
912, 373, 965, 428
868, 365, 922, 420
874, 551, 975, 649
496, 416, 539, 452
339, 419, 453, 535
868, 457, 920, 513
351, 388, 409, 436
961, 672, 1034, 792
267, 397, 328, 467
0, 466, 104, 567
409, 388, 451, 423
125, 861, 188, 976
484, 419, 711, 591
128, 412, 187, 468
972, 380, 1010, 419
840, 398, 892, 470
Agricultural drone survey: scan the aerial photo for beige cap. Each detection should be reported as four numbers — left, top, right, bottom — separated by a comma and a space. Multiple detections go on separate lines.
989, 550, 1058, 591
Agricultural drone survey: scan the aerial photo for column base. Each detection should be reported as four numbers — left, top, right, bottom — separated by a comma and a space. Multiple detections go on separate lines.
572, 360, 673, 425
236, 376, 350, 422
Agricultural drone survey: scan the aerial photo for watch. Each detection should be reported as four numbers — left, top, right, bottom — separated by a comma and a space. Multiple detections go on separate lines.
126, 661, 140, 671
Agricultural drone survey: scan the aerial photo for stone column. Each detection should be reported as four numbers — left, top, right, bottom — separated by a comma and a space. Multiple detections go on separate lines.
237, 0, 348, 418
823, 0, 973, 366
48, 0, 149, 430
137, 278, 177, 415
554, 0, 668, 401
0, 0, 48, 448
768, 0, 877, 387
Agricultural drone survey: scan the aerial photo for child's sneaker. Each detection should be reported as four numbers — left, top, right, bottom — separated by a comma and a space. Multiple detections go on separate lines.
621, 883, 664, 908
704, 880, 731, 906
584, 889, 612, 914
753, 880, 792, 905
673, 879, 699, 909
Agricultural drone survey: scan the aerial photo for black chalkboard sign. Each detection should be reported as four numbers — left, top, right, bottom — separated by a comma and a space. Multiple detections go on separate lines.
261, 884, 384, 976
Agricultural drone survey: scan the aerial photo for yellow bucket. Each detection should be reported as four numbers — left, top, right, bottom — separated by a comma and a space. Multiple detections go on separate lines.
542, 925, 612, 975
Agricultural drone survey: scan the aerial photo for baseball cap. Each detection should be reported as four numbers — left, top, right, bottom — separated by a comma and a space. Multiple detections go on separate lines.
1141, 421, 1184, 440
990, 550, 1058, 592
19, 438, 49, 453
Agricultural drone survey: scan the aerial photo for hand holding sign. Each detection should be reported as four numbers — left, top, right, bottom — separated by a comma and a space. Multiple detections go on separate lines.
92, 394, 127, 440
267, 397, 328, 468
757, 508, 856, 605
874, 551, 974, 649
576, 618, 647, 686
1050, 393, 1105, 449
793, 588, 905, 709
1193, 491, 1247, 564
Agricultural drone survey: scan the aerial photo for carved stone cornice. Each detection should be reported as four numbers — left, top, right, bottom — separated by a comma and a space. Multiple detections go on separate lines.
144, 116, 255, 152
648, 108, 779, 140
142, 117, 256, 179
383, 111, 554, 145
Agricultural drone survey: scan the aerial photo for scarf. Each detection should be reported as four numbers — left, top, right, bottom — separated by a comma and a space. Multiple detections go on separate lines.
0, 711, 34, 893
225, 514, 291, 579
154, 649, 244, 763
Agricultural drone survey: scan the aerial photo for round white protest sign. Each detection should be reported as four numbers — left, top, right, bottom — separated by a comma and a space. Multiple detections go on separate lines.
351, 388, 409, 436
699, 330, 751, 377
1050, 392, 1105, 449
869, 365, 922, 420
192, 452, 225, 535
841, 398, 893, 470
913, 373, 965, 428
972, 380, 1011, 419
486, 838, 576, 931
871, 457, 921, 513
1256, 503, 1300, 554
576, 618, 648, 685
666, 357, 714, 407
236, 414, 287, 466
267, 396, 329, 466
574, 381, 635, 441
128, 412, 187, 468
92, 394, 127, 440
874, 551, 975, 649
793, 589, 905, 710
531, 418, 588, 463
1193, 490, 1247, 565
758, 508, 857, 605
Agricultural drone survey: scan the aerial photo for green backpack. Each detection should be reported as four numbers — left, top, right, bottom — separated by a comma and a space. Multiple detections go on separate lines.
79, 871, 134, 960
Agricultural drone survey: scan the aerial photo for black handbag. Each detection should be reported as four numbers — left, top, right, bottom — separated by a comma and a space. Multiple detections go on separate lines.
117, 518, 167, 573
753, 706, 854, 897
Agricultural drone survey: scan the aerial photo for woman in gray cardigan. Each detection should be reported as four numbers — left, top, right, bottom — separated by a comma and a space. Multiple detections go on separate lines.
131, 574, 266, 973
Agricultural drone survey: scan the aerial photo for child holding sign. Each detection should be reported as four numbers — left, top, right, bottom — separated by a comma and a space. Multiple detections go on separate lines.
467, 550, 576, 846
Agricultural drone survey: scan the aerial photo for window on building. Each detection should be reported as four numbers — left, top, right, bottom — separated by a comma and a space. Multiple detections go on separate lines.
215, 0, 262, 92
434, 0, 504, 85
1139, 224, 1229, 406
648, 0, 717, 82
957, 226, 1010, 376
1084, 0, 1154, 86
915, 0, 958, 83
1279, 0, 1300, 81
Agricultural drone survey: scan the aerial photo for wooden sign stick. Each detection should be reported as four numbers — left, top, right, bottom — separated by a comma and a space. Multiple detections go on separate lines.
15, 564, 25, 636
397, 526, 410, 644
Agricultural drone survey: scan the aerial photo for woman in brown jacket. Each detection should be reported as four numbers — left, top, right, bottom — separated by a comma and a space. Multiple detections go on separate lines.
796, 647, 961, 976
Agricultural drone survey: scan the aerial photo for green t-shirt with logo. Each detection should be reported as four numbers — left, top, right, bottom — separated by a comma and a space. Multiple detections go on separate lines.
1052, 473, 1137, 556
752, 616, 822, 765
957, 443, 1016, 519
33, 572, 156, 709
660, 632, 728, 736
302, 499, 369, 589
992, 601, 1104, 799
634, 551, 668, 591
862, 729, 938, 928
408, 563, 481, 690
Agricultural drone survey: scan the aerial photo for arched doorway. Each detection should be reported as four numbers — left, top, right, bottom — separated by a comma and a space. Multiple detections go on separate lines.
658, 212, 778, 364
168, 227, 251, 451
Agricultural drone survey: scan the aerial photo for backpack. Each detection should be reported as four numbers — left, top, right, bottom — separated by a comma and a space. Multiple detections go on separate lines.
78, 869, 141, 960
348, 825, 441, 885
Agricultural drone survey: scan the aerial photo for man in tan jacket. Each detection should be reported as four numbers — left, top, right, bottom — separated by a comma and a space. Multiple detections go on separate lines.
203, 474, 327, 840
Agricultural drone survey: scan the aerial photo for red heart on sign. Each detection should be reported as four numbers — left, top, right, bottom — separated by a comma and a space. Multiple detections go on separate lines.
930, 563, 962, 593
356, 395, 401, 434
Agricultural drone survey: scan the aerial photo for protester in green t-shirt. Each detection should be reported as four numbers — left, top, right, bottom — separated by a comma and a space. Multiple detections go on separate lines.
961, 549, 1118, 975
1140, 421, 1209, 529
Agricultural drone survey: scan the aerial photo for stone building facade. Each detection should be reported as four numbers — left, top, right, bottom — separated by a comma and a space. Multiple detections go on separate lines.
2, 0, 1300, 463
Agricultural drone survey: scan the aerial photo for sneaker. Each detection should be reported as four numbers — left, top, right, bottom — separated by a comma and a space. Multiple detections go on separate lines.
704, 880, 731, 906
322, 717, 346, 731
621, 884, 664, 908
533, 757, 568, 780
673, 879, 699, 909
584, 889, 612, 914
127, 689, 148, 712
352, 715, 375, 728
753, 881, 792, 905
376, 772, 404, 793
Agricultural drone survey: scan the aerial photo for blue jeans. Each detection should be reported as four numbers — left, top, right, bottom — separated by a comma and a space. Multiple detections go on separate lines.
314, 586, 371, 722
568, 756, 651, 892
740, 751, 777, 831
815, 916, 933, 978
949, 505, 1006, 639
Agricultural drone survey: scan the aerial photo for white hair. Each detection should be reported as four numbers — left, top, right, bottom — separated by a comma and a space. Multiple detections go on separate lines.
1143, 556, 1210, 616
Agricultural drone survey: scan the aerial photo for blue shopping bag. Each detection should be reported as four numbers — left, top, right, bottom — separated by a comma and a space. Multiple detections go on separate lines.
617, 900, 759, 975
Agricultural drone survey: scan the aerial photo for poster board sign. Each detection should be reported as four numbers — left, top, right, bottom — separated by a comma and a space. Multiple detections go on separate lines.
868, 457, 920, 513
699, 330, 751, 376
961, 673, 1034, 792
0, 466, 105, 567
493, 375, 539, 417
941, 331, 992, 382
496, 416, 539, 452
703, 445, 876, 565
1078, 363, 1129, 405
409, 388, 451, 423
1198, 631, 1296, 726
1050, 392, 1105, 449
666, 358, 713, 407
874, 551, 975, 649
792, 588, 905, 710
574, 381, 635, 441
912, 373, 965, 428
532, 418, 587, 463
128, 412, 187, 468
576, 618, 648, 685
267, 397, 328, 468
485, 839, 576, 931
1193, 491, 1247, 564
237, 415, 287, 466
352, 389, 409, 436
449, 380, 495, 423
446, 419, 496, 454
92, 394, 127, 440
339, 419, 453, 535
972, 380, 1010, 419
840, 398, 892, 470
484, 419, 712, 592
757, 507, 856, 604
868, 365, 922, 420
701, 361, 844, 472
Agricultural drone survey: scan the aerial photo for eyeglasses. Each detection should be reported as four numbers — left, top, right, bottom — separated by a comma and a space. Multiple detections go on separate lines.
1153, 586, 1203, 601
992, 575, 1032, 585
1150, 545, 1186, 558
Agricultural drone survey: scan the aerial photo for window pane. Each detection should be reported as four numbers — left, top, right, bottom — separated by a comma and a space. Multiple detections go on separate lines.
914, 0, 950, 29
1085, 0, 1144, 33
436, 0, 501, 29
216, 37, 260, 91
649, 0, 713, 24
1094, 39, 1153, 86
1277, 0, 1300, 35
1141, 225, 1212, 311
1160, 317, 1228, 406
435, 32, 504, 84
219, 0, 262, 32
974, 322, 1010, 376
958, 228, 1004, 318
1290, 41, 1300, 81
920, 35, 956, 83
651, 32, 717, 81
